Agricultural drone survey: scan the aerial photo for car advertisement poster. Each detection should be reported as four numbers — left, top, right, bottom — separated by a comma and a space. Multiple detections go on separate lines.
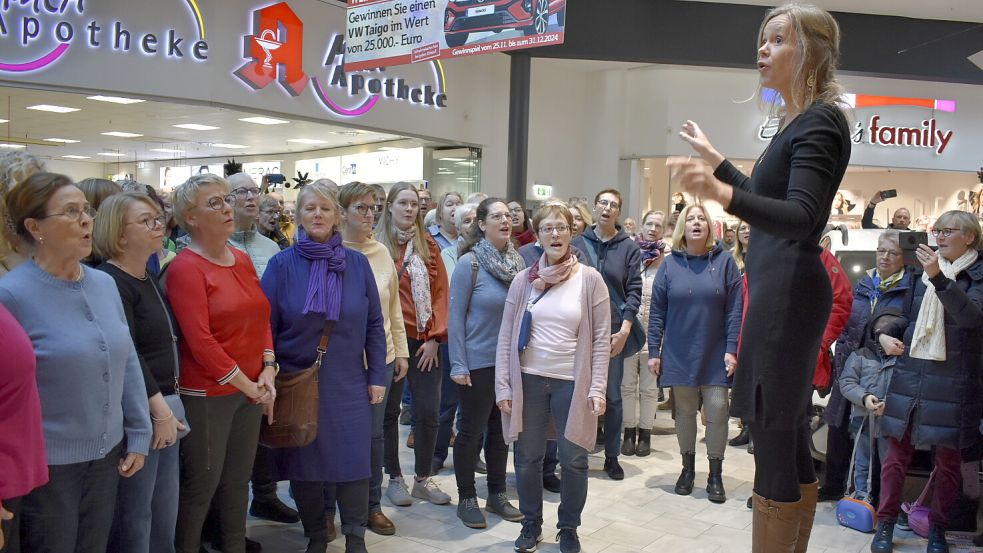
344, 0, 566, 71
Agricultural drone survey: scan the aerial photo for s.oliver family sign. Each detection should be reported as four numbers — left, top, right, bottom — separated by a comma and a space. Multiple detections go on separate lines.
344, 0, 567, 71
0, 1, 448, 119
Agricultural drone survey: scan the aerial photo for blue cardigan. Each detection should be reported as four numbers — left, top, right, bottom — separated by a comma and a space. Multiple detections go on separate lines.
0, 261, 151, 465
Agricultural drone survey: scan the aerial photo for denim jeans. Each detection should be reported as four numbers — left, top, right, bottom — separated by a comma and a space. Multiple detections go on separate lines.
514, 373, 589, 530
20, 442, 123, 553
849, 417, 889, 496
384, 337, 442, 477
110, 439, 180, 553
603, 351, 626, 457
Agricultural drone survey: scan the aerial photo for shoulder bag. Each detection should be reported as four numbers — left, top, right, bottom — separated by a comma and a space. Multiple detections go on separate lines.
901, 468, 937, 538
260, 320, 335, 449
582, 239, 645, 357
149, 279, 191, 441
518, 286, 553, 355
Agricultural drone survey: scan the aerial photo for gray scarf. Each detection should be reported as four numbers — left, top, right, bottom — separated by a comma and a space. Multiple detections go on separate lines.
472, 238, 524, 283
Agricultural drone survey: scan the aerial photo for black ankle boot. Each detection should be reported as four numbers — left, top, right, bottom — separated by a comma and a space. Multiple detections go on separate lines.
870, 521, 894, 553
635, 429, 651, 457
706, 458, 726, 503
620, 428, 637, 456
675, 452, 696, 495
927, 524, 949, 553
728, 426, 750, 447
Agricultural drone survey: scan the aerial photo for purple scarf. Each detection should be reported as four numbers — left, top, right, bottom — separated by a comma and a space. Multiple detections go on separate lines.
296, 231, 346, 321
636, 236, 665, 268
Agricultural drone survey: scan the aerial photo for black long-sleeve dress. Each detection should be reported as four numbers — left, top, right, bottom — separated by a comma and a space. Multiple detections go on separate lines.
715, 101, 852, 430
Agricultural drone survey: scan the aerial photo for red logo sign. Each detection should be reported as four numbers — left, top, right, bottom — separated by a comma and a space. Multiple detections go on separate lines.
234, 2, 307, 96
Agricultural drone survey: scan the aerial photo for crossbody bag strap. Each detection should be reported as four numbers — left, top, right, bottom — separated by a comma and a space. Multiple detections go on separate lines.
312, 320, 337, 370
866, 412, 875, 498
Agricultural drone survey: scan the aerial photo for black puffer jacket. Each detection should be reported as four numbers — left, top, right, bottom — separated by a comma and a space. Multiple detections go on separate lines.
880, 254, 983, 451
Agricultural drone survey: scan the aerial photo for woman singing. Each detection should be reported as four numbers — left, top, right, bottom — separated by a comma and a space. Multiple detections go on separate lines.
668, 5, 851, 551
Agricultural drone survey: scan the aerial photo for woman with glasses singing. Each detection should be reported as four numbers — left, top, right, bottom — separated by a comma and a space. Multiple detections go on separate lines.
165, 174, 277, 553
871, 213, 983, 553
0, 173, 152, 553
572, 188, 642, 480
92, 192, 185, 553
496, 202, 610, 553
257, 195, 290, 250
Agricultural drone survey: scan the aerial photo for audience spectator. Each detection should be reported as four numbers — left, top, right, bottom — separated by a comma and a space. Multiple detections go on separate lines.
440, 202, 477, 277
509, 201, 536, 246
862, 191, 911, 230
257, 195, 290, 250
227, 173, 283, 280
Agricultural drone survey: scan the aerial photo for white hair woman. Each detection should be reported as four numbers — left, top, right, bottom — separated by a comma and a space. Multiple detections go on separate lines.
440, 202, 477, 277
165, 174, 276, 553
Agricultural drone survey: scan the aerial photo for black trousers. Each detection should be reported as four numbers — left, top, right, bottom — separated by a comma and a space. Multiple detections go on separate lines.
454, 367, 508, 498
383, 336, 442, 477
250, 445, 278, 498
19, 443, 123, 553
292, 480, 369, 541
751, 421, 816, 502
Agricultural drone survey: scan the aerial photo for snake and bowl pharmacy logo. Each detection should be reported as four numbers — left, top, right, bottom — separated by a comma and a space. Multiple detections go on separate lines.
0, 0, 209, 74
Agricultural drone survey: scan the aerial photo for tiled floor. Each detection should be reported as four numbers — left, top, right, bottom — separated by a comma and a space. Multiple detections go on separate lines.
243, 417, 980, 553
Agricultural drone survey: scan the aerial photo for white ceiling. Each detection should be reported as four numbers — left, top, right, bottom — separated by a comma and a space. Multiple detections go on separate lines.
0, 86, 414, 164
678, 0, 983, 23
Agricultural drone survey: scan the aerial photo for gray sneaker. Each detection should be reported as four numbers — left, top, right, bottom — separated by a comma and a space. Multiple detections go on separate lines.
411, 477, 451, 505
457, 496, 487, 528
386, 477, 413, 507
486, 492, 523, 522
514, 521, 543, 553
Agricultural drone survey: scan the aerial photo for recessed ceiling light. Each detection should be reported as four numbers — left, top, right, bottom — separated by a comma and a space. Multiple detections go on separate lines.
331, 130, 361, 137
43, 138, 80, 143
86, 95, 145, 105
173, 124, 220, 131
149, 148, 183, 153
287, 138, 329, 145
239, 116, 289, 125
378, 147, 403, 151
98, 152, 126, 157
27, 104, 80, 113
102, 131, 143, 138
0, 144, 26, 149
439, 157, 465, 161
455, 161, 474, 166
0, 119, 7, 124
62, 155, 91, 159
212, 143, 247, 149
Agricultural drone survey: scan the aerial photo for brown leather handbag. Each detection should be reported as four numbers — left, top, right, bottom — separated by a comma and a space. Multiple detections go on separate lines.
260, 320, 335, 449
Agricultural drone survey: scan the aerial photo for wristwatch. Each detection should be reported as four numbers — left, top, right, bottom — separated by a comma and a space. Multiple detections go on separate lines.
263, 360, 280, 375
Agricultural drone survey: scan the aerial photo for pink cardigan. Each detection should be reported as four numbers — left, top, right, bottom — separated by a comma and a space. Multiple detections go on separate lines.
495, 263, 611, 451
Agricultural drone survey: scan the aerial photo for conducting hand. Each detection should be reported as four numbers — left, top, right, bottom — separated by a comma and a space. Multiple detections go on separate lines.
416, 339, 440, 372
666, 157, 729, 208
679, 120, 721, 166
647, 357, 661, 376
118, 452, 146, 478
878, 333, 905, 357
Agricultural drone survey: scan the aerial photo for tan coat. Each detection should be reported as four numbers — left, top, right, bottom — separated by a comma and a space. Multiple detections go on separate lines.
495, 263, 611, 451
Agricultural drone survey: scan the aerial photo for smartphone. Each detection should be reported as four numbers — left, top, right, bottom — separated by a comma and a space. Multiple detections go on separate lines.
880, 189, 898, 199
265, 173, 286, 184
899, 231, 927, 265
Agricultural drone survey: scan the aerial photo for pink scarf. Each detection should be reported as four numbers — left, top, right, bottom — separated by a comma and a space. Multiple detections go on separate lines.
528, 250, 578, 291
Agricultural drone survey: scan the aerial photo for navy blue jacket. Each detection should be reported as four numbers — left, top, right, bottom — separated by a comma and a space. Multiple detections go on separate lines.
825, 269, 915, 427
573, 225, 642, 331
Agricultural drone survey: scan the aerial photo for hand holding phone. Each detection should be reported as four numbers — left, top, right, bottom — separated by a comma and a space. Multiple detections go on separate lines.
880, 189, 898, 199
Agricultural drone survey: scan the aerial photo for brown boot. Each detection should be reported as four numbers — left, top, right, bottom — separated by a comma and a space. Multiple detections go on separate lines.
792, 481, 819, 553
751, 492, 800, 553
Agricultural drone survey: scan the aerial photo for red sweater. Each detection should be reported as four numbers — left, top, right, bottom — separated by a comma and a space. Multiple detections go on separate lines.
166, 248, 273, 397
0, 303, 47, 499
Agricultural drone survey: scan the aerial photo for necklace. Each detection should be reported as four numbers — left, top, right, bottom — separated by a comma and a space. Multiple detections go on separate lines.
74, 264, 83, 281
107, 259, 148, 280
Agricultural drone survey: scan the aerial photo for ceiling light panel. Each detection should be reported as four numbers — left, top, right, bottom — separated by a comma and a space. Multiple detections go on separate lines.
101, 131, 143, 138
27, 104, 80, 113
287, 138, 329, 145
44, 138, 80, 143
212, 143, 247, 149
173, 124, 220, 131
149, 148, 183, 153
0, 119, 7, 124
239, 116, 289, 125
87, 95, 145, 105
0, 144, 26, 149
62, 155, 91, 159
98, 152, 126, 157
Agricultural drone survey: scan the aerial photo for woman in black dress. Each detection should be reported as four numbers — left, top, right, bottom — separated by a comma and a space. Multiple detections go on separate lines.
668, 5, 851, 552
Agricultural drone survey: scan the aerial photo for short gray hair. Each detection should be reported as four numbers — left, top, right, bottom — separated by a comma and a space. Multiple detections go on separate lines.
454, 203, 477, 231
878, 230, 900, 250
934, 210, 983, 250
173, 174, 229, 231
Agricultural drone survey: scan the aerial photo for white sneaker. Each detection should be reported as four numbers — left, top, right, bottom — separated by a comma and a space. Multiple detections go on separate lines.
411, 477, 451, 505
386, 476, 413, 507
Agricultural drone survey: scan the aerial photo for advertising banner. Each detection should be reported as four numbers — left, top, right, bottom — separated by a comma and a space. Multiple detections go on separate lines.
344, 0, 566, 71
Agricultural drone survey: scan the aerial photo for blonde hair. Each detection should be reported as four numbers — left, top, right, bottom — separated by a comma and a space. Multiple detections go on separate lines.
92, 192, 161, 260
296, 181, 342, 235
934, 210, 983, 250
376, 181, 430, 263
76, 178, 121, 210
572, 201, 593, 227
173, 174, 229, 232
671, 204, 715, 253
758, 3, 845, 117
434, 191, 463, 226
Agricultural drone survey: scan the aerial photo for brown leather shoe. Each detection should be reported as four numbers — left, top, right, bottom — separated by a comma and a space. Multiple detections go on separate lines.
326, 516, 337, 543
793, 481, 819, 553
406, 431, 415, 449
368, 511, 396, 536
752, 492, 800, 553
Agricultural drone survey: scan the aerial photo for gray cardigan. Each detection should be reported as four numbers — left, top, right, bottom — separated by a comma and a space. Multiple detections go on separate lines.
0, 261, 151, 464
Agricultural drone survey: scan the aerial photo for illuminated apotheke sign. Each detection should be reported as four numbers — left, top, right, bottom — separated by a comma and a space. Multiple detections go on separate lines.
234, 2, 447, 118
757, 92, 956, 156
0, 0, 209, 73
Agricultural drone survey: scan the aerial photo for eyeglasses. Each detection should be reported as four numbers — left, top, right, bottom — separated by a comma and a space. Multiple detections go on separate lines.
876, 248, 902, 258
201, 194, 236, 211
509, 206, 524, 214
350, 203, 374, 216
42, 205, 96, 221
539, 224, 571, 236
261, 209, 282, 218
931, 228, 960, 238
128, 216, 165, 230
232, 187, 261, 198
488, 213, 510, 222
597, 199, 621, 211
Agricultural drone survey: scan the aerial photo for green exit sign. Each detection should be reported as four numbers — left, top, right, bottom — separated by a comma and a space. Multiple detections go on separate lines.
531, 184, 553, 200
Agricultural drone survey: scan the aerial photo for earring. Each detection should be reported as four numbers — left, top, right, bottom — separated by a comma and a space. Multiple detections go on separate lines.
806, 72, 817, 90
